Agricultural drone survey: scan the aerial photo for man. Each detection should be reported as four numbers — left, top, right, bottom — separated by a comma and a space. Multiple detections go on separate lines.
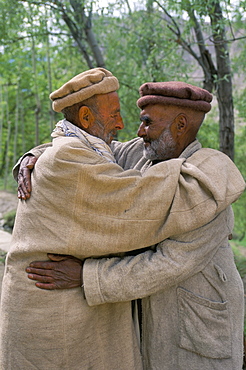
2, 69, 243, 370
23, 81, 245, 369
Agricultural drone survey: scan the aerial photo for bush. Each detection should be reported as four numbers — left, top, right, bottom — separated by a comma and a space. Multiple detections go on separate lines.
2, 210, 16, 232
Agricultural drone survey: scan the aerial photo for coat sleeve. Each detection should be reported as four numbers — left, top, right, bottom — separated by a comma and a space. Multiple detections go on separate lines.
83, 207, 234, 306
12, 143, 52, 181
111, 138, 145, 169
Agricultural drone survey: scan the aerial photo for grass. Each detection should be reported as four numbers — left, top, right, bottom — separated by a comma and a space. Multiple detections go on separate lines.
231, 240, 246, 279
0, 250, 7, 265
231, 239, 246, 336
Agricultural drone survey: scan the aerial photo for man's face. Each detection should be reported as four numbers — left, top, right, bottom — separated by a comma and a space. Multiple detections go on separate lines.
137, 104, 177, 161
90, 92, 124, 145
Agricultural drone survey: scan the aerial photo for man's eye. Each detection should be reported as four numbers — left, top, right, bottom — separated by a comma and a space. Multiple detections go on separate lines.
141, 120, 151, 126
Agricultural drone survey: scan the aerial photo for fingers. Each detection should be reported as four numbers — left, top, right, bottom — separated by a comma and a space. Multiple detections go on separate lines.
17, 155, 37, 200
18, 188, 30, 200
26, 266, 52, 276
27, 269, 60, 290
35, 282, 57, 290
26, 156, 38, 169
27, 272, 53, 282
27, 270, 57, 289
27, 261, 57, 270
17, 169, 32, 199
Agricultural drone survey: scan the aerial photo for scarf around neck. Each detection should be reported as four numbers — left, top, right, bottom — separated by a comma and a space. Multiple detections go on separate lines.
51, 119, 116, 163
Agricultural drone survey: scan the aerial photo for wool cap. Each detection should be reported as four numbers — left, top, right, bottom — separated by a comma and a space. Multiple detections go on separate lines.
50, 68, 119, 112
137, 81, 213, 113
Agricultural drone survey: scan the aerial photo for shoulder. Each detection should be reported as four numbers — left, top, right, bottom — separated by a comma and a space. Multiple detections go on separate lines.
38, 136, 107, 167
188, 147, 234, 166
111, 138, 144, 169
186, 148, 245, 194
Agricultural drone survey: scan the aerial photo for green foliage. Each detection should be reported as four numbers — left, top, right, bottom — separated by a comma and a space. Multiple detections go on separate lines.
0, 250, 7, 265
231, 240, 246, 335
231, 240, 246, 279
197, 108, 220, 150
2, 209, 16, 232
197, 105, 245, 241
93, 5, 196, 140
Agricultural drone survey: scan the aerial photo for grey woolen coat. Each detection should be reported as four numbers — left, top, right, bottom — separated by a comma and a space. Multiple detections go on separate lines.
83, 138, 245, 370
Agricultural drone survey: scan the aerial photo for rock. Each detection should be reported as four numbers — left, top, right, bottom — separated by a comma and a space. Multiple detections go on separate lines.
0, 230, 12, 252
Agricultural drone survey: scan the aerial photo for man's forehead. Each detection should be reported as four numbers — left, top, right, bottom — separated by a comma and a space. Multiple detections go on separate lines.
96, 91, 119, 103
140, 103, 172, 116
96, 92, 121, 115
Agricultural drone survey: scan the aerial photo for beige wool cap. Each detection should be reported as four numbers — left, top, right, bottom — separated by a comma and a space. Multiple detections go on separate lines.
137, 81, 213, 113
50, 68, 119, 112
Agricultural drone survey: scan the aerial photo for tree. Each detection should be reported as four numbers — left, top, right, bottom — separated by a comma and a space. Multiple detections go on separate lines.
20, 0, 106, 69
151, 0, 236, 159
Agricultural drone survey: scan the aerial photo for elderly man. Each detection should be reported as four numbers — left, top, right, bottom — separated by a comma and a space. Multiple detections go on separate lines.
23, 81, 245, 370
4, 72, 244, 369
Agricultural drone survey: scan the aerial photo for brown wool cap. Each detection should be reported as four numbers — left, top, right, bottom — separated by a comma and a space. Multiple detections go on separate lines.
50, 68, 119, 112
137, 81, 213, 113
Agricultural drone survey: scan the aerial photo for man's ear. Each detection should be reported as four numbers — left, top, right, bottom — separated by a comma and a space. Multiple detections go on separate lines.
172, 114, 187, 136
78, 106, 94, 129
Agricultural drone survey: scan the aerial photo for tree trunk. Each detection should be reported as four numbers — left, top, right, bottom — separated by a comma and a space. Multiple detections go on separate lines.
62, 0, 106, 68
45, 8, 55, 133
156, 0, 235, 160
31, 36, 41, 146
14, 80, 20, 166
4, 86, 11, 190
0, 84, 3, 164
209, 0, 234, 160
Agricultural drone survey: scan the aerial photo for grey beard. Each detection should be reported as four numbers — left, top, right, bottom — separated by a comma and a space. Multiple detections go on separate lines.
143, 146, 159, 160
143, 130, 176, 161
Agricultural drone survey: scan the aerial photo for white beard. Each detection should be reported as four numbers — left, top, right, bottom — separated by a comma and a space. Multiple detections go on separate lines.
143, 129, 176, 161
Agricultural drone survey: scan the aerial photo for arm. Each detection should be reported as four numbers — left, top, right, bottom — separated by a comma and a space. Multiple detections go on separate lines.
16, 138, 143, 200
83, 208, 233, 306
27, 207, 233, 301
13, 142, 52, 199
43, 141, 244, 257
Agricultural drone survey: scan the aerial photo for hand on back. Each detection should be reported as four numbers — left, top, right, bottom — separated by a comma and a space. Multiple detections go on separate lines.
17, 155, 37, 200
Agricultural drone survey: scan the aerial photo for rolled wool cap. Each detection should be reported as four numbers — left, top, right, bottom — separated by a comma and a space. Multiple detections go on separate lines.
50, 68, 120, 112
137, 81, 213, 112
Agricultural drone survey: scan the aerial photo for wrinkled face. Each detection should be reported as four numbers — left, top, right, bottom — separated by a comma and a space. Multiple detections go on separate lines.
90, 92, 124, 144
137, 104, 177, 161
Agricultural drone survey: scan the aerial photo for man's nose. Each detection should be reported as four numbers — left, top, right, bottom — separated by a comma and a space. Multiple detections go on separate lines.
137, 122, 146, 137
116, 115, 124, 130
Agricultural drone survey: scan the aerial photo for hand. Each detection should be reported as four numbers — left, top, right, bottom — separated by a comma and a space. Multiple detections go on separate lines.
26, 253, 83, 290
17, 155, 38, 200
